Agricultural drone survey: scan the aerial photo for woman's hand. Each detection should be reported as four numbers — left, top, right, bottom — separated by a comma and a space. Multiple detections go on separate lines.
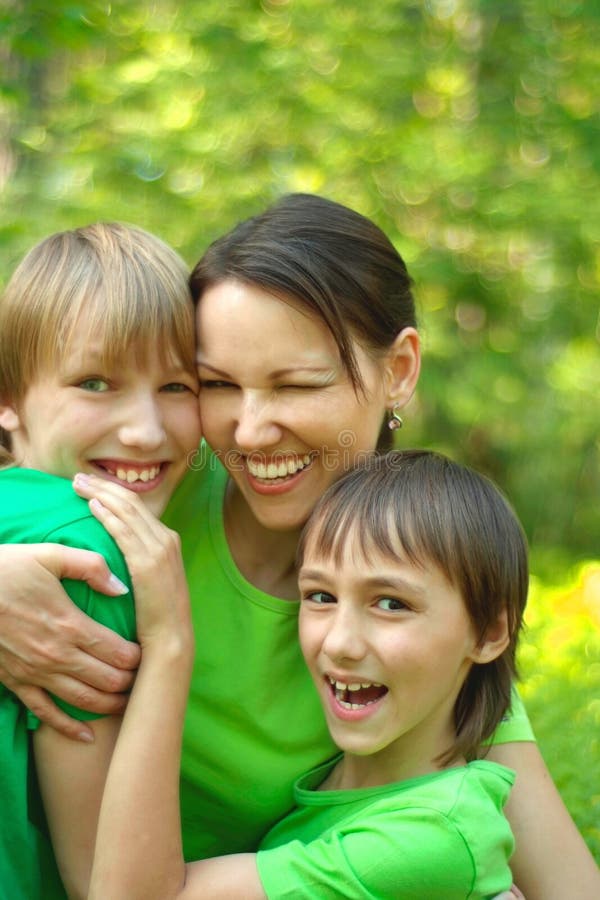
0, 543, 141, 741
73, 474, 193, 653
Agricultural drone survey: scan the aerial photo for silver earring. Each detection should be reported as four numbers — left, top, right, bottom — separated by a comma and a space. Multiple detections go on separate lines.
388, 404, 403, 431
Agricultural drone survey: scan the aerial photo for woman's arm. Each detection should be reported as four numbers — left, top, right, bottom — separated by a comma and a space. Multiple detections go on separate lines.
488, 742, 600, 900
76, 478, 265, 900
0, 543, 140, 740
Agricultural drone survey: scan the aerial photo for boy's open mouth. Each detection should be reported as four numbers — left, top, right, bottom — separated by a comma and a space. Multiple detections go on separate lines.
326, 675, 388, 710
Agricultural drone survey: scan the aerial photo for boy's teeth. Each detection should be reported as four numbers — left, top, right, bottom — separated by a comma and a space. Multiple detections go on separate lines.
328, 676, 386, 709
247, 455, 312, 480
331, 678, 382, 691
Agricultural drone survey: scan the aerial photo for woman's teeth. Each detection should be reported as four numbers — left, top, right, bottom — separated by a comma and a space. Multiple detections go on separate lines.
246, 455, 312, 480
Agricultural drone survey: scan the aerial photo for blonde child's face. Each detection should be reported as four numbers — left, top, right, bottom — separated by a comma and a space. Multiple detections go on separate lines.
0, 322, 201, 517
298, 527, 484, 778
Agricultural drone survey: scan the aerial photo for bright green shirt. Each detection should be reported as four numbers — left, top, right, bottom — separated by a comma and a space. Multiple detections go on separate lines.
0, 468, 135, 900
257, 758, 515, 899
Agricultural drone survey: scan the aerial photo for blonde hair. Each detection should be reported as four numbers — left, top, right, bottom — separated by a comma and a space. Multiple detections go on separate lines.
0, 223, 196, 461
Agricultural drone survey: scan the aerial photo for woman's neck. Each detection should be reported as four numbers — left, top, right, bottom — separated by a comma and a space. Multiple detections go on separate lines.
223, 480, 302, 600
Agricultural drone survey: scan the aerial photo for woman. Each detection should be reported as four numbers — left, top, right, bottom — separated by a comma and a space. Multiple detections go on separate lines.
0, 194, 597, 898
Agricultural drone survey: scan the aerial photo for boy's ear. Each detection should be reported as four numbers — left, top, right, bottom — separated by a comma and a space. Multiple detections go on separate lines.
0, 403, 21, 433
469, 608, 511, 664
383, 327, 421, 410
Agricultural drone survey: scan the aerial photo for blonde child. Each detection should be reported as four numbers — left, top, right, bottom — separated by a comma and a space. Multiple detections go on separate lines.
0, 223, 201, 898
79, 449, 528, 899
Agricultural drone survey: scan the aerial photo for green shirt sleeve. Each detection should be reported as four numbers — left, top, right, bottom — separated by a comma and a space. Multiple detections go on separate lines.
485, 685, 536, 746
257, 808, 479, 900
26, 516, 136, 728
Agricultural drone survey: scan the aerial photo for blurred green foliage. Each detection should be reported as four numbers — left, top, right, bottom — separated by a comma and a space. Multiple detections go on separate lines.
520, 563, 600, 861
1, 0, 599, 863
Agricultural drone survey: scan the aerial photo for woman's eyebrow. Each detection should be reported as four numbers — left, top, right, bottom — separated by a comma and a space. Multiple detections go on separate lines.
270, 366, 336, 378
195, 360, 230, 376
196, 361, 336, 379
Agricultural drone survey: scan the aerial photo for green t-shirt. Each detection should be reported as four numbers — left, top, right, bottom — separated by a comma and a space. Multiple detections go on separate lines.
257, 758, 515, 899
0, 468, 135, 900
163, 453, 534, 861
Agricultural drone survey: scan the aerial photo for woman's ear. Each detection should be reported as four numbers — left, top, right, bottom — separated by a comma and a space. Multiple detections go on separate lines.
0, 404, 21, 433
383, 327, 421, 410
470, 608, 511, 664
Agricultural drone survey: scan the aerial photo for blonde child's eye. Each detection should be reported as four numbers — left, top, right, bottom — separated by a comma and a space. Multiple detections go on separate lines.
376, 597, 407, 612
162, 382, 193, 393
78, 378, 110, 392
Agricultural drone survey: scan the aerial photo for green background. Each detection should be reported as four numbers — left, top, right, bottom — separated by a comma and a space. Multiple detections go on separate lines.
1, 0, 598, 861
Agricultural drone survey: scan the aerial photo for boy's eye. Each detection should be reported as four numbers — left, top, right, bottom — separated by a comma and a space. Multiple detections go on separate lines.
304, 590, 336, 605
376, 597, 407, 612
78, 378, 109, 392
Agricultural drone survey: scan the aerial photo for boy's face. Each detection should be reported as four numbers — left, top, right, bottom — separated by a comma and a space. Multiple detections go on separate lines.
298, 527, 485, 779
0, 332, 201, 517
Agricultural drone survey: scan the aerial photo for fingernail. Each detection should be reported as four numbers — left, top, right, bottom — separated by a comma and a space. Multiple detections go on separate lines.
108, 574, 129, 595
79, 730, 95, 743
73, 473, 91, 488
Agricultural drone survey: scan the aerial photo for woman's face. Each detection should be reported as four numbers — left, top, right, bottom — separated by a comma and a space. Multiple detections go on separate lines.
196, 279, 418, 533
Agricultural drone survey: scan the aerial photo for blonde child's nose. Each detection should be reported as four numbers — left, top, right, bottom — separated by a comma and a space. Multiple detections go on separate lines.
118, 395, 166, 450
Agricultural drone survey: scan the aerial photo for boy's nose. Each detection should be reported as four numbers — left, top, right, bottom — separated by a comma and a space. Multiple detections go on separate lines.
322, 606, 367, 663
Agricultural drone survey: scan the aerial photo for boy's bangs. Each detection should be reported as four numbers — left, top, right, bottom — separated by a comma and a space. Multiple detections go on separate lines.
301, 470, 434, 574
299, 452, 474, 589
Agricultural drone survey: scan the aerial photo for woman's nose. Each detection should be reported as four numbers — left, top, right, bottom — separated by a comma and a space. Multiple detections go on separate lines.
234, 392, 282, 451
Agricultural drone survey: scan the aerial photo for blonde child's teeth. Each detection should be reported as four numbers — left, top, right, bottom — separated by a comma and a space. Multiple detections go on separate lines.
113, 466, 159, 484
